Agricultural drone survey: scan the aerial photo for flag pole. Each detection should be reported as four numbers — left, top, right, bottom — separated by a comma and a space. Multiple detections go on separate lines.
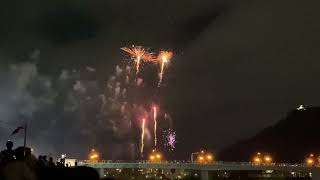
23, 119, 27, 157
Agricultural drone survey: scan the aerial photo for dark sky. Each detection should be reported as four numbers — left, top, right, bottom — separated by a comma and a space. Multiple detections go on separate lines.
1, 0, 320, 159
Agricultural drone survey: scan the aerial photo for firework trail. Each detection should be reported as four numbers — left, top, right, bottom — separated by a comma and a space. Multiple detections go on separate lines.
153, 106, 157, 148
140, 118, 146, 157
157, 51, 173, 87
164, 129, 176, 151
136, 56, 141, 75
121, 46, 156, 75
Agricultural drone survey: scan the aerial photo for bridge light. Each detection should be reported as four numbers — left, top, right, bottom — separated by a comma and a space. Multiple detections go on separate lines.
264, 155, 272, 163
156, 154, 161, 159
306, 157, 315, 166
253, 152, 272, 164
88, 148, 100, 161
253, 155, 262, 165
206, 154, 214, 163
149, 155, 155, 160
198, 156, 204, 161
193, 150, 214, 163
90, 153, 99, 160
148, 150, 163, 162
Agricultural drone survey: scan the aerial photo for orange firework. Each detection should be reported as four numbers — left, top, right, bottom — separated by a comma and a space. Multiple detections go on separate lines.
157, 51, 173, 87
121, 46, 156, 75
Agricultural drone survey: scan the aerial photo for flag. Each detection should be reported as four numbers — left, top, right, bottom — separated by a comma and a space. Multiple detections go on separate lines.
11, 126, 24, 136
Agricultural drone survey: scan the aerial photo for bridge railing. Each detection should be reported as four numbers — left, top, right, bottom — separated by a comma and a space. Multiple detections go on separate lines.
77, 160, 310, 168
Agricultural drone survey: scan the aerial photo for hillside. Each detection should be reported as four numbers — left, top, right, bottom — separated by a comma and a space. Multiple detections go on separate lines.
219, 106, 320, 163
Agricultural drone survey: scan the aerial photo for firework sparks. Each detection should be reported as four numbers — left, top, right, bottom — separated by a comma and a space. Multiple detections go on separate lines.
140, 118, 146, 158
116, 46, 175, 157
157, 51, 173, 87
153, 106, 157, 148
164, 129, 176, 151
121, 46, 156, 75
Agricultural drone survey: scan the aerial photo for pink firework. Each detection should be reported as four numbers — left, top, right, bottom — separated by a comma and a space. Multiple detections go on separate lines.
165, 129, 176, 151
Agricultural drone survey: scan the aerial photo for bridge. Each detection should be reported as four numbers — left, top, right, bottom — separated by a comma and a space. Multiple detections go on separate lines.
78, 161, 320, 179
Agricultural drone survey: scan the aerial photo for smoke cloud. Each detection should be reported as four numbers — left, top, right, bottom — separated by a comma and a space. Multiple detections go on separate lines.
0, 51, 173, 160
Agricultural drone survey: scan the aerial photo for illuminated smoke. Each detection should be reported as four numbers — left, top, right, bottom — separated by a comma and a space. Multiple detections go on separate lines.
0, 47, 175, 159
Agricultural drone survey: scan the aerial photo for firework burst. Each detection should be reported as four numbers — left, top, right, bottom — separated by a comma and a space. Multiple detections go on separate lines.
157, 51, 173, 87
164, 129, 176, 151
121, 46, 156, 75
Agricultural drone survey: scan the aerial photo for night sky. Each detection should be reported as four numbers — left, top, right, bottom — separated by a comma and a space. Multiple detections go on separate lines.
0, 0, 320, 159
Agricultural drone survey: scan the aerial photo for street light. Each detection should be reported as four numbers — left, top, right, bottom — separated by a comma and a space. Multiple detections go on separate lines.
89, 148, 100, 161
198, 156, 204, 161
192, 150, 214, 164
264, 155, 272, 164
253, 152, 262, 165
254, 157, 261, 164
148, 150, 163, 162
149, 155, 155, 160
306, 154, 315, 166
306, 158, 314, 166
252, 152, 273, 164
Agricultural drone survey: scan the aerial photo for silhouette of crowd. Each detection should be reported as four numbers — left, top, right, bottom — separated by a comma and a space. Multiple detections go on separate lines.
0, 140, 109, 180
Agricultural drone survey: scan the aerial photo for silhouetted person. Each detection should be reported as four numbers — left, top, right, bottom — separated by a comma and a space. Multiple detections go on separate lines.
59, 157, 65, 167
49, 157, 55, 167
38, 155, 43, 161
14, 146, 26, 160
42, 155, 49, 167
1, 146, 37, 180
0, 140, 16, 166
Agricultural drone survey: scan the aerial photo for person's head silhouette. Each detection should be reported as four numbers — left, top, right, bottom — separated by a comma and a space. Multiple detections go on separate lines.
6, 140, 13, 150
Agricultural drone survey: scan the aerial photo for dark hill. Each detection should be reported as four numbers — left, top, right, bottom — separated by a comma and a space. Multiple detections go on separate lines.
219, 107, 320, 163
